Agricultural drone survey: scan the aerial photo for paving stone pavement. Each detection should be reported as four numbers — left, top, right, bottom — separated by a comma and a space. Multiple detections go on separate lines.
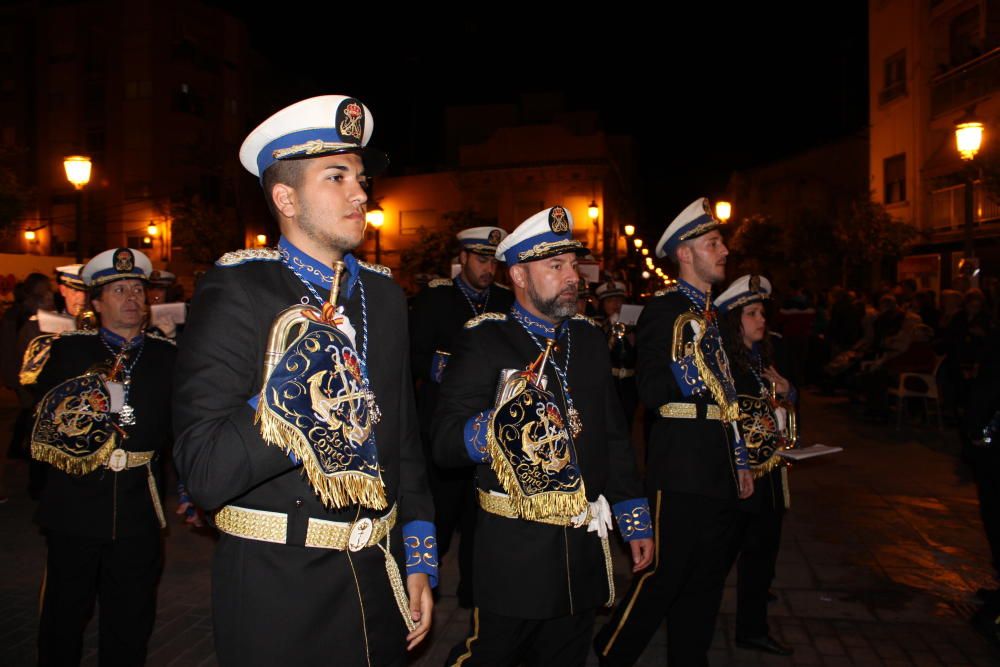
2, 388, 999, 666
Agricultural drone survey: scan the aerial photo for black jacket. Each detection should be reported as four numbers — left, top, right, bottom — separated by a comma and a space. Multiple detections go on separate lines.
432, 311, 643, 618
636, 290, 739, 499
32, 330, 175, 539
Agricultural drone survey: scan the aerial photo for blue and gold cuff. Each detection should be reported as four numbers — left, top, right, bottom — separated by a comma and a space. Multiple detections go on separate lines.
403, 520, 438, 588
613, 498, 653, 541
463, 410, 493, 463
430, 351, 450, 384
733, 435, 749, 470
670, 358, 706, 397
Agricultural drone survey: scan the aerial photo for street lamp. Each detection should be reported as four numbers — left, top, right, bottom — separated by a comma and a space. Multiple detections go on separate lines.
955, 108, 985, 280
256, 234, 268, 247
633, 238, 643, 250
63, 156, 92, 262
623, 224, 635, 237
715, 201, 732, 224
641, 248, 649, 256
24, 230, 36, 241
366, 202, 385, 264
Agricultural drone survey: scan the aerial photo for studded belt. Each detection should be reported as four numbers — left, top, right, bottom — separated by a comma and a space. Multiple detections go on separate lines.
214, 503, 398, 551
657, 402, 721, 420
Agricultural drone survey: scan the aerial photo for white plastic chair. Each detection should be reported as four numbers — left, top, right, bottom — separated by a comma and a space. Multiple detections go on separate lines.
888, 355, 945, 430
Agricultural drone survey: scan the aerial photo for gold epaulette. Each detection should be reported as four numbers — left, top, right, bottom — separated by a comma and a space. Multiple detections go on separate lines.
57, 329, 97, 337
216, 248, 282, 266
19, 334, 56, 386
428, 278, 453, 288
572, 313, 600, 327
654, 285, 679, 297
144, 331, 177, 346
358, 260, 392, 278
464, 312, 507, 329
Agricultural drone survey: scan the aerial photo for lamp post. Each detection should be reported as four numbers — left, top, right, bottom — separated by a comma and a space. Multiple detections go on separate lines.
587, 199, 600, 258
955, 109, 984, 282
63, 156, 92, 262
366, 202, 385, 264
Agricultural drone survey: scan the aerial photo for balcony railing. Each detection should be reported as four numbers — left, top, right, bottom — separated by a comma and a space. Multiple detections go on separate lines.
930, 47, 1000, 117
929, 182, 1000, 230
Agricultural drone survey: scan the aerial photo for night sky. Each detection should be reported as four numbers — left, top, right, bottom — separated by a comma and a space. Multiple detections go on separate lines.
217, 4, 869, 237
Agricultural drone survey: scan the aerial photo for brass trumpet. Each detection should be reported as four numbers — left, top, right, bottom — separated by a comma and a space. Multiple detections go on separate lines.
262, 260, 346, 381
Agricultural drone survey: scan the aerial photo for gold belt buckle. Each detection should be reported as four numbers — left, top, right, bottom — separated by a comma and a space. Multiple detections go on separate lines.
348, 517, 374, 552
108, 448, 128, 472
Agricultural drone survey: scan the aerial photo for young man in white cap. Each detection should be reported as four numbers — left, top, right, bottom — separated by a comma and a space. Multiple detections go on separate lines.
433, 205, 653, 666
409, 225, 513, 608
172, 95, 435, 667
595, 198, 753, 667
30, 247, 175, 665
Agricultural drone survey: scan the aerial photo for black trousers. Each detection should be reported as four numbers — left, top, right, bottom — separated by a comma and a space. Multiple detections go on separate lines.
429, 462, 477, 606
446, 607, 596, 667
594, 491, 741, 667
734, 494, 785, 638
38, 530, 162, 667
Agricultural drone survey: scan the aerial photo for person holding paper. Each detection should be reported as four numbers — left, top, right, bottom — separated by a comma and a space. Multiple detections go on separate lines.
715, 274, 796, 656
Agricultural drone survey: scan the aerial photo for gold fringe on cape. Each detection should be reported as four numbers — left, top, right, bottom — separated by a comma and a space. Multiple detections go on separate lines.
485, 416, 588, 522
751, 451, 786, 480
30, 436, 117, 476
255, 396, 388, 511
691, 336, 741, 422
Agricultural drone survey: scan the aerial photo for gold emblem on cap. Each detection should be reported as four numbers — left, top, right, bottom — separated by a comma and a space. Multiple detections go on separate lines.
339, 100, 364, 142
548, 206, 569, 234
113, 249, 134, 272
488, 229, 502, 245
749, 275, 761, 293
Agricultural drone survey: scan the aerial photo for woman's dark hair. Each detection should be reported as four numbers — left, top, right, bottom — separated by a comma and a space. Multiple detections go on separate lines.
720, 299, 773, 374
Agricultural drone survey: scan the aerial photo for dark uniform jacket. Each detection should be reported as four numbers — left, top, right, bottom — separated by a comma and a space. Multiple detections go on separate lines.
409, 278, 514, 435
637, 287, 741, 499
31, 329, 175, 539
433, 308, 646, 619
172, 245, 434, 667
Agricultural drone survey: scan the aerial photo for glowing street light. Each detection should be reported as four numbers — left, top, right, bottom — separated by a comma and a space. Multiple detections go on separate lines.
623, 224, 635, 236
641, 248, 649, 256
955, 108, 987, 275
64, 155, 92, 262
715, 201, 732, 224
587, 200, 600, 221
256, 234, 268, 246
366, 202, 386, 263
633, 238, 643, 250
24, 230, 36, 241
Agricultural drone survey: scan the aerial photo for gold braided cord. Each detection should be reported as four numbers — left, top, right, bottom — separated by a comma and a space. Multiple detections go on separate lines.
255, 399, 388, 511
146, 463, 167, 528
601, 536, 615, 607
677, 220, 720, 241
272, 139, 356, 160
428, 278, 453, 288
384, 543, 418, 632
484, 417, 588, 522
516, 239, 585, 262
30, 436, 117, 476
572, 313, 600, 328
